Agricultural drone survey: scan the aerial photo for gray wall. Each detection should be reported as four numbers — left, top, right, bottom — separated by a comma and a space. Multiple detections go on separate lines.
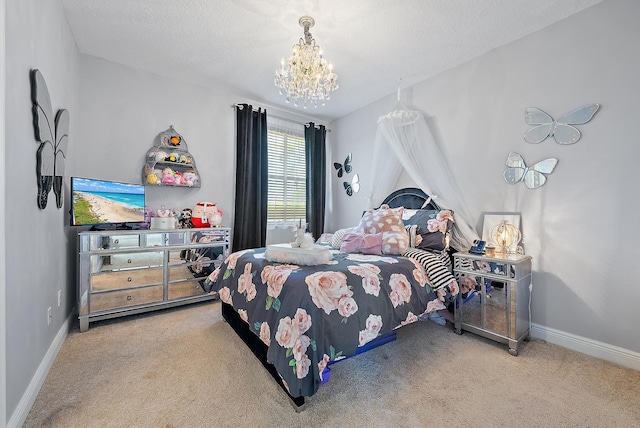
4, 0, 80, 421
327, 0, 640, 353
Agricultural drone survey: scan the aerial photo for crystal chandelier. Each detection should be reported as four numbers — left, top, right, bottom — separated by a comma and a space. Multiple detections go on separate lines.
274, 16, 338, 108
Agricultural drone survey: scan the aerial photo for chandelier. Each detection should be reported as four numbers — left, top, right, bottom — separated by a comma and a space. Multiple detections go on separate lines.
274, 16, 338, 108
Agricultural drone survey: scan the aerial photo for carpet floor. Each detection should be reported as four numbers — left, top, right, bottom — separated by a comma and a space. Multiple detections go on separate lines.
24, 301, 640, 427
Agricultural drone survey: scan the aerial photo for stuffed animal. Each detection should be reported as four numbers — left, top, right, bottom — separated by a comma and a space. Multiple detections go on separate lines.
151, 150, 168, 162
182, 171, 198, 187
291, 227, 315, 249
173, 170, 184, 185
178, 208, 193, 229
161, 168, 175, 185
146, 172, 159, 185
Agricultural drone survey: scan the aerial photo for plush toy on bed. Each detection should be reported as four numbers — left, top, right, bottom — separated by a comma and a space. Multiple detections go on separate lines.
291, 227, 315, 249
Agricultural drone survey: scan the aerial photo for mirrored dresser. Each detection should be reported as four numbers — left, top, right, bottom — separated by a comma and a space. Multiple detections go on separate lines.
78, 227, 230, 332
453, 251, 532, 355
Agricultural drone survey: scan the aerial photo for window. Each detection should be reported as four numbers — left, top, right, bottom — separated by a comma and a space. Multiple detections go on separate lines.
267, 118, 306, 223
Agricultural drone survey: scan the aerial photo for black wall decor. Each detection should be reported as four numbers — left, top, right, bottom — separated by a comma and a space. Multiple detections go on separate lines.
30, 69, 69, 209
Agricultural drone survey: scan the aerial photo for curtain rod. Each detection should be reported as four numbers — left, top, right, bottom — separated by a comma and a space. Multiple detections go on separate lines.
231, 103, 331, 131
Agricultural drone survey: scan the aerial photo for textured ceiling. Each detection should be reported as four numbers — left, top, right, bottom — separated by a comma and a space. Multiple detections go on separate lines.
61, 0, 602, 122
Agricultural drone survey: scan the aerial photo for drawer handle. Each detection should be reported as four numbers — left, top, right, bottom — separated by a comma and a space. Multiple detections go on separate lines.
114, 239, 119, 244
127, 259, 132, 264
127, 295, 132, 300
127, 277, 132, 282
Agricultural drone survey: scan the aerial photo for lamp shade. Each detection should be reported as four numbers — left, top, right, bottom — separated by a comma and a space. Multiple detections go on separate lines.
490, 220, 521, 254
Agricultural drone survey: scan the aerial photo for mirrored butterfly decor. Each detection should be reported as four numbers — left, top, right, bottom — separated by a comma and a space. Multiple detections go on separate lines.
503, 152, 558, 189
30, 69, 69, 209
344, 174, 360, 196
333, 153, 352, 178
524, 103, 599, 145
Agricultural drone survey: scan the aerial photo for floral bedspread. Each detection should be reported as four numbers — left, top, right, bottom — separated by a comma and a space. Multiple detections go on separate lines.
204, 247, 453, 398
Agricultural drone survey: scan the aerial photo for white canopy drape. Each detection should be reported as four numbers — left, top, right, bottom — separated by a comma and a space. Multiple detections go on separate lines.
369, 103, 479, 251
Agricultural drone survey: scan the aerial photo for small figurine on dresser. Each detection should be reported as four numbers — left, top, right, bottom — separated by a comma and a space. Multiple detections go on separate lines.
178, 208, 193, 229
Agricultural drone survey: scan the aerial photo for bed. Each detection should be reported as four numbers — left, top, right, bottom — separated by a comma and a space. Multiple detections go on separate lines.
204, 188, 460, 409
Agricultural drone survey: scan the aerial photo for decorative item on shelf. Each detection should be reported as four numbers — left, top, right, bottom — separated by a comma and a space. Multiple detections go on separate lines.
192, 202, 223, 228
491, 220, 522, 255
274, 16, 338, 108
150, 205, 177, 230
142, 125, 201, 187
178, 208, 193, 229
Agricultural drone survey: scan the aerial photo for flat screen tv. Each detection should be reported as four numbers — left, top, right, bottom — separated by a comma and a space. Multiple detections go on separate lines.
70, 177, 146, 228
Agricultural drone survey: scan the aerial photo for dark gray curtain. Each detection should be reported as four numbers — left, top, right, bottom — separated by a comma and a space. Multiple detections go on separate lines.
304, 123, 327, 239
233, 104, 268, 251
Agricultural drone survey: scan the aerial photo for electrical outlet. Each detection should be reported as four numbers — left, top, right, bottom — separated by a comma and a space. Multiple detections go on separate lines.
47, 307, 52, 325
58, 290, 62, 307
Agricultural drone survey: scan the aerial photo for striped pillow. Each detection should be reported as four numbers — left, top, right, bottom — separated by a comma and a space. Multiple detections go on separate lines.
403, 248, 455, 291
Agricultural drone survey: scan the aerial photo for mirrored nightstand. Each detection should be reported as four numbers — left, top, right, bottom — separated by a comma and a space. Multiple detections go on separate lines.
453, 251, 532, 355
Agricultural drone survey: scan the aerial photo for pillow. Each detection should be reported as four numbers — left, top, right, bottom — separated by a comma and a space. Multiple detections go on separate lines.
330, 227, 359, 249
358, 204, 409, 255
358, 204, 406, 234
317, 233, 333, 244
403, 248, 456, 291
340, 232, 383, 255
405, 225, 419, 248
403, 209, 454, 251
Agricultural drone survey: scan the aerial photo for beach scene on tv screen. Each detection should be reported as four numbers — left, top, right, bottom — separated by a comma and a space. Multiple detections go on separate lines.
72, 178, 145, 225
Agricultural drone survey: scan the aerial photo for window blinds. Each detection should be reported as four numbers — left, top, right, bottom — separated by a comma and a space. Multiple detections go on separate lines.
267, 118, 306, 222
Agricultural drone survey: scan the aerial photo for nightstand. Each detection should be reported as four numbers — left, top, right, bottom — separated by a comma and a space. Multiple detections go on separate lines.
453, 251, 532, 355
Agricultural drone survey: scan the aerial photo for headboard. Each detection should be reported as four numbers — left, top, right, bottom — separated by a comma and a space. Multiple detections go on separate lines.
380, 188, 441, 210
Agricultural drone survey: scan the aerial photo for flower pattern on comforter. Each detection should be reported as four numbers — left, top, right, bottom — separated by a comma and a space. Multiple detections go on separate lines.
205, 248, 454, 398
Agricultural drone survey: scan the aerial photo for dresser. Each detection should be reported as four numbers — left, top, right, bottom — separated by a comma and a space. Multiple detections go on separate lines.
453, 251, 532, 355
78, 227, 231, 331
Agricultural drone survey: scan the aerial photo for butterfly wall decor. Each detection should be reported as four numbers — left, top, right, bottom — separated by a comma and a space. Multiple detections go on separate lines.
344, 174, 360, 196
30, 69, 69, 209
524, 103, 599, 145
503, 152, 558, 189
333, 153, 352, 178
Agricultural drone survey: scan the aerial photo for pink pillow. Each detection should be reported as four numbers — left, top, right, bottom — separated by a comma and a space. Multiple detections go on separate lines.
340, 232, 383, 255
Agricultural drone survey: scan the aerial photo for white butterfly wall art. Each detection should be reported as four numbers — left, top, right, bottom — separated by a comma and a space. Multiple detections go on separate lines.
344, 174, 360, 196
503, 152, 558, 189
524, 103, 599, 145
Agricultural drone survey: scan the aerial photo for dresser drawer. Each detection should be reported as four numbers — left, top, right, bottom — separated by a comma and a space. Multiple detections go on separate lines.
91, 285, 163, 312
168, 279, 205, 300
91, 268, 164, 291
91, 251, 163, 273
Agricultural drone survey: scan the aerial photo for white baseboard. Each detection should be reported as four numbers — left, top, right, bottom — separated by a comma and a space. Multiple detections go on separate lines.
7, 310, 74, 428
531, 323, 640, 371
